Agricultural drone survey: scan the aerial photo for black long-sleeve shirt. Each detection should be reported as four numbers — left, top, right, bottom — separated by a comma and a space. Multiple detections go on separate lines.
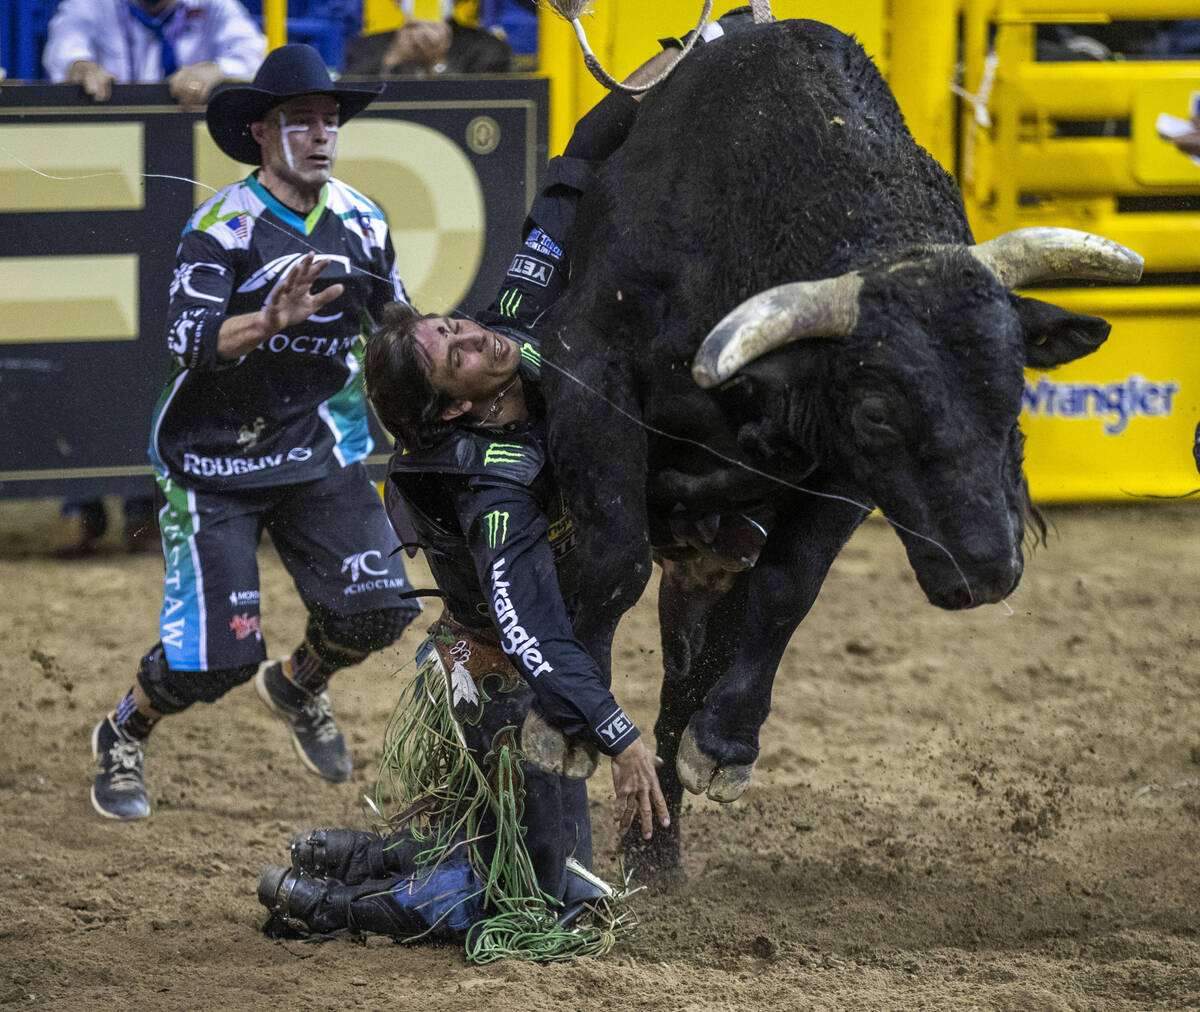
384, 89, 643, 755
385, 352, 638, 757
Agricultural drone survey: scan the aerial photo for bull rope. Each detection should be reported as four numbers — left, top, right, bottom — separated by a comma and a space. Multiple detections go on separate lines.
543, 0, 712, 93
544, 1, 776, 94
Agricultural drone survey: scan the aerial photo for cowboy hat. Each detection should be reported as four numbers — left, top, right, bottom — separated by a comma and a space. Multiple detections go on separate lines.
206, 44, 384, 164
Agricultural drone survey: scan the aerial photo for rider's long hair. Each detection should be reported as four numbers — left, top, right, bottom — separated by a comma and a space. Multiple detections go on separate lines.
364, 301, 459, 451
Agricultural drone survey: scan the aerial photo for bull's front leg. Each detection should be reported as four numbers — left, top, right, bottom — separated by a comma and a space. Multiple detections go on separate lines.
678, 495, 868, 801
621, 557, 750, 883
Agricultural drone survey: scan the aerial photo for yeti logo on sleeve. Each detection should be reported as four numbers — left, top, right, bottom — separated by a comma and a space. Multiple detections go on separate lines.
484, 510, 509, 549
596, 707, 636, 750
506, 254, 554, 287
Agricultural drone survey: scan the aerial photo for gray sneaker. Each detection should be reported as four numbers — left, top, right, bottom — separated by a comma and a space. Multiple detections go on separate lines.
91, 716, 151, 821
254, 660, 352, 783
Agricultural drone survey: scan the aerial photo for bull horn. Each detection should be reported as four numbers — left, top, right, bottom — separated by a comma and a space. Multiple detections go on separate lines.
969, 227, 1143, 288
692, 273, 863, 388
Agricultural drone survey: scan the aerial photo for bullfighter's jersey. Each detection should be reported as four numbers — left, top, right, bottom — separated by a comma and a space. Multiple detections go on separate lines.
149, 172, 407, 491
384, 339, 640, 758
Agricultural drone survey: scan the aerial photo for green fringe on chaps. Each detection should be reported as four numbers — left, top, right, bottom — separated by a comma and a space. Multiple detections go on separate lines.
371, 633, 639, 962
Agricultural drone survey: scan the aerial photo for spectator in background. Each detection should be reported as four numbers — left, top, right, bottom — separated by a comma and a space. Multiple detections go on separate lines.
42, 0, 266, 104
484, 0, 537, 69
343, 0, 511, 79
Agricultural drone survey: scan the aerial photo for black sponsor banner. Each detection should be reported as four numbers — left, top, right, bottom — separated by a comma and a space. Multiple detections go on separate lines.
0, 78, 547, 499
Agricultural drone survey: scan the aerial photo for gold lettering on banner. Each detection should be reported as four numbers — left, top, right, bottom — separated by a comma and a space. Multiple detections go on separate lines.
0, 124, 144, 211
0, 256, 139, 342
341, 120, 485, 313
192, 121, 246, 208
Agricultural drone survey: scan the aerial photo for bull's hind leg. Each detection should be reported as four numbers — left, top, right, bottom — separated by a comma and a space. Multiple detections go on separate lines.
621, 557, 750, 884
679, 496, 868, 801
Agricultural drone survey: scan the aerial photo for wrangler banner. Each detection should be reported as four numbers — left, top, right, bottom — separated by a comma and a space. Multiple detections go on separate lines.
0, 78, 547, 499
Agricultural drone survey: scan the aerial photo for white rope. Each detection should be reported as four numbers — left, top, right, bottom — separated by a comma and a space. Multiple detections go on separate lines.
549, 0, 713, 94
750, 0, 773, 23
951, 47, 998, 187
950, 47, 997, 129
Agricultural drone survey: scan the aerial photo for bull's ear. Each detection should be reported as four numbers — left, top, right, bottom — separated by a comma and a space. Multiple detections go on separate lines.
1013, 294, 1110, 368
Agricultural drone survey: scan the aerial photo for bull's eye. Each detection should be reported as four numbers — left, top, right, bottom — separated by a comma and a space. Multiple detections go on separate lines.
852, 396, 902, 448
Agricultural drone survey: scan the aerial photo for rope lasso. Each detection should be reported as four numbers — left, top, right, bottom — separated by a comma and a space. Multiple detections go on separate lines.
750, 0, 774, 23
544, 0, 712, 93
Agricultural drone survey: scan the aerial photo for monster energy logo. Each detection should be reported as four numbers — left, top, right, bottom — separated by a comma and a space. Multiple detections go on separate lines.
484, 442, 525, 466
485, 509, 509, 548
498, 288, 523, 317
520, 343, 540, 367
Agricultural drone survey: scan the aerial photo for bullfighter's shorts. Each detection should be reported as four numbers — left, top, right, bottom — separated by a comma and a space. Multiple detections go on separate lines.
153, 462, 414, 671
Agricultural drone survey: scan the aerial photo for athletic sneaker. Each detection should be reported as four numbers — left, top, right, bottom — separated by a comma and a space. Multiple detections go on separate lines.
91, 716, 151, 821
254, 660, 352, 783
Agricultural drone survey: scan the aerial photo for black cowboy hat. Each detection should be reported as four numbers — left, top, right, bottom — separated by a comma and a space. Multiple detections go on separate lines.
206, 44, 384, 164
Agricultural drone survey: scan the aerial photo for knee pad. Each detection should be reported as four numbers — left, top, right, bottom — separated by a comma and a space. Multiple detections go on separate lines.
307, 603, 418, 667
136, 643, 256, 710
135, 643, 192, 714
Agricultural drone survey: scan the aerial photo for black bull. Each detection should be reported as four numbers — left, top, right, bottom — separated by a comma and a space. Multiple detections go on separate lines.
538, 19, 1142, 875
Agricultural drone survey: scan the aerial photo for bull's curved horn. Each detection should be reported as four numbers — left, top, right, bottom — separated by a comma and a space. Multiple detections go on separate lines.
692, 274, 863, 388
969, 227, 1144, 288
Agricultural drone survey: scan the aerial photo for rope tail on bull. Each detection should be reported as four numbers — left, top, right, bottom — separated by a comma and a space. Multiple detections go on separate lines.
538, 2, 1143, 881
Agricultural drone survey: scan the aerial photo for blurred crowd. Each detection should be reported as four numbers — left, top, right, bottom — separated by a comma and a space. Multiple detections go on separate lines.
19, 0, 534, 98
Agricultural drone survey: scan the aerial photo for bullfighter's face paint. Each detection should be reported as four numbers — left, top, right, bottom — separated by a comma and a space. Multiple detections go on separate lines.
259, 96, 340, 192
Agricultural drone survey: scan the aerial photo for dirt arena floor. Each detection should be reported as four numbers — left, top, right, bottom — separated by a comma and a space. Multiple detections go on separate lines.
2, 496, 1199, 1010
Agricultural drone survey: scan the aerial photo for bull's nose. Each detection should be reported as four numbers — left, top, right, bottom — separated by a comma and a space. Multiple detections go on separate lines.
923, 558, 1021, 609
940, 584, 975, 609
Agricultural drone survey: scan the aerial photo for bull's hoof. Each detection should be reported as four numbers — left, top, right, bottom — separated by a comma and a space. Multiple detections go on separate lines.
520, 709, 599, 778
676, 726, 755, 802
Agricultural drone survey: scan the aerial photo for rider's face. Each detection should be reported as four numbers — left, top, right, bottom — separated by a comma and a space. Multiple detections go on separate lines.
413, 316, 520, 418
